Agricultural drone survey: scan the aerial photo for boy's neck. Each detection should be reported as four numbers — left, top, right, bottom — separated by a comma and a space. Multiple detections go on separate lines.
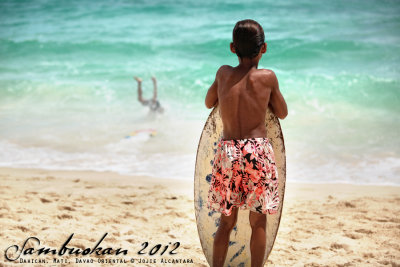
237, 56, 260, 69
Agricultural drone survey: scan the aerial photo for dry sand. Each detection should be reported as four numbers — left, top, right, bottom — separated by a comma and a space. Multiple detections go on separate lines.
0, 167, 399, 266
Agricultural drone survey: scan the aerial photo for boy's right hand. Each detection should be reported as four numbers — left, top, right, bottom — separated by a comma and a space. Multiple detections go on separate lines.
134, 76, 142, 82
268, 71, 288, 119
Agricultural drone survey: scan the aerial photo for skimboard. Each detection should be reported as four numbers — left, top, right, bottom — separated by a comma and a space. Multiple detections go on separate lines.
194, 105, 286, 266
124, 128, 157, 139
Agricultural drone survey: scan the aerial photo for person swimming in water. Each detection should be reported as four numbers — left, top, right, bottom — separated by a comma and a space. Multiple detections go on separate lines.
134, 76, 164, 113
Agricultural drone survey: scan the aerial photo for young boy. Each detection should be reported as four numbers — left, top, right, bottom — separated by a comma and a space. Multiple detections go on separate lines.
205, 19, 288, 267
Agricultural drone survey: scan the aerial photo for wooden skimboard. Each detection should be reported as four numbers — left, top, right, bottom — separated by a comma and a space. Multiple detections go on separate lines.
194, 105, 286, 266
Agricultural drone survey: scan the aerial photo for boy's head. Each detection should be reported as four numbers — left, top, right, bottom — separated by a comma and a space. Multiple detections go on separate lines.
231, 19, 266, 59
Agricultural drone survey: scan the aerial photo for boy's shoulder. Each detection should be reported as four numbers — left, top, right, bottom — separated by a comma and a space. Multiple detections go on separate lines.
216, 65, 234, 76
248, 68, 277, 88
251, 68, 276, 78
217, 65, 276, 77
216, 66, 277, 87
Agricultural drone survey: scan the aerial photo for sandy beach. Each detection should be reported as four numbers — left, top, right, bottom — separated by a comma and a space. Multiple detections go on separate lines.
0, 167, 399, 267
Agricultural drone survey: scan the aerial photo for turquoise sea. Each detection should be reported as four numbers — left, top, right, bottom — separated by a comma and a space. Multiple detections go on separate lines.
0, 0, 399, 185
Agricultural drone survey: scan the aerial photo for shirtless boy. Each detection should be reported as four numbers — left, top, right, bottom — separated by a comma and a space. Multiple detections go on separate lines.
205, 19, 288, 267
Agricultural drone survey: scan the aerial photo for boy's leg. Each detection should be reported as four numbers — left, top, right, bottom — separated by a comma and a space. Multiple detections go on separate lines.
151, 76, 158, 101
133, 76, 149, 105
213, 207, 239, 267
249, 211, 267, 267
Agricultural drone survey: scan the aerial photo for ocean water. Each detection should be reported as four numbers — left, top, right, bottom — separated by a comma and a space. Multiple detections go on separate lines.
0, 0, 399, 185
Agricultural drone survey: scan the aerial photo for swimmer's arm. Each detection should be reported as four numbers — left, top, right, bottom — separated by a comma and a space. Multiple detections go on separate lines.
268, 71, 288, 119
205, 66, 226, 109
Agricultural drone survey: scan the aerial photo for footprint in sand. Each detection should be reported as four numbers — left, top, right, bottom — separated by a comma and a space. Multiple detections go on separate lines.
355, 229, 373, 234
376, 218, 389, 222
73, 202, 83, 208
59, 206, 76, 211
123, 212, 134, 218
307, 249, 321, 256
352, 214, 371, 221
336, 201, 356, 208
330, 242, 349, 251
344, 232, 362, 239
57, 214, 73, 220
319, 215, 335, 220
40, 198, 52, 203
16, 225, 29, 232
137, 216, 148, 222
110, 228, 121, 236
363, 252, 374, 258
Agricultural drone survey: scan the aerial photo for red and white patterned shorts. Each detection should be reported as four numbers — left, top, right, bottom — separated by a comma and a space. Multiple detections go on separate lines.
207, 137, 279, 216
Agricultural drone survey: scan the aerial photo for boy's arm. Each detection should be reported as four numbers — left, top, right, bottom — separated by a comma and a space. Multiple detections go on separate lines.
268, 71, 288, 119
205, 66, 226, 109
205, 80, 218, 109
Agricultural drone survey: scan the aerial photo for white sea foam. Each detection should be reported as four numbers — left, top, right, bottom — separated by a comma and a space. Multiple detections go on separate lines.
0, 136, 399, 186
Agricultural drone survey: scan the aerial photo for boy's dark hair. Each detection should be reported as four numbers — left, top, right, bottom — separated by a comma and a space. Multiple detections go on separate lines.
232, 19, 265, 59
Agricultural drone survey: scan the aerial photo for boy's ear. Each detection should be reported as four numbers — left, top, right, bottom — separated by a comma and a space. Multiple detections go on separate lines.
261, 42, 267, 54
230, 42, 236, 54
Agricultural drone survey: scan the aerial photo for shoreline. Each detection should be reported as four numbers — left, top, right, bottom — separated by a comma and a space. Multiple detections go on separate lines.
1, 165, 399, 188
0, 167, 193, 197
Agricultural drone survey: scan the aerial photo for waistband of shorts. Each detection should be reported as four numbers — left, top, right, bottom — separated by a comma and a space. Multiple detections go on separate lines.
219, 137, 270, 144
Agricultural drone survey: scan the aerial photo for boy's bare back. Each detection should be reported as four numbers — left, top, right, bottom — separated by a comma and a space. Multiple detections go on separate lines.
216, 65, 285, 140
205, 19, 287, 140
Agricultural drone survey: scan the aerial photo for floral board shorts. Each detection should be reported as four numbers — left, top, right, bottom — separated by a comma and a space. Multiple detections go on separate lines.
207, 137, 279, 216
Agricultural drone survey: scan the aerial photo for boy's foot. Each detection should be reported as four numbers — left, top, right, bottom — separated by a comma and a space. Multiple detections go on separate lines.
134, 76, 142, 82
